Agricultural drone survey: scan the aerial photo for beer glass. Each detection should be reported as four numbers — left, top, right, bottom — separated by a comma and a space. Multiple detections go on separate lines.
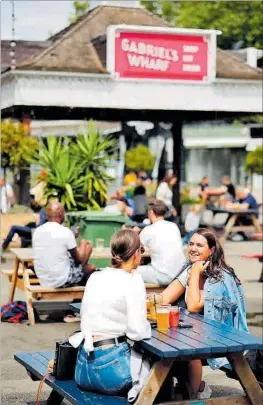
156, 304, 171, 331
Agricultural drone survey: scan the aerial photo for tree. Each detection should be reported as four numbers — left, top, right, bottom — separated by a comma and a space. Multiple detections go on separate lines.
244, 146, 263, 176
69, 0, 89, 23
141, 1, 263, 49
1, 120, 39, 203
125, 145, 155, 172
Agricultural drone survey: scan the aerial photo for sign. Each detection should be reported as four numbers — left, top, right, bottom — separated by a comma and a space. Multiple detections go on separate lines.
107, 26, 219, 83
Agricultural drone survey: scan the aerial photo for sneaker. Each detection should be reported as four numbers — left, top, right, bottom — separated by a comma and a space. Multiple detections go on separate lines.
196, 381, 212, 400
230, 233, 244, 242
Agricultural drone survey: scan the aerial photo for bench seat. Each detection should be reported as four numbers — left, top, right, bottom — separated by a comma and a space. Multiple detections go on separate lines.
23, 270, 85, 325
15, 351, 128, 405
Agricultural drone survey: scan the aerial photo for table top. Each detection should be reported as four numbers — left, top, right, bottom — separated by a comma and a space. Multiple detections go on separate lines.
208, 207, 259, 216
10, 247, 149, 261
70, 303, 263, 359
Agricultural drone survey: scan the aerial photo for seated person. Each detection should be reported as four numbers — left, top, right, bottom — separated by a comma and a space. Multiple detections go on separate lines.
197, 176, 209, 201
183, 204, 201, 246
161, 228, 248, 400
49, 230, 151, 397
204, 176, 236, 204
104, 197, 133, 218
137, 170, 152, 186
225, 187, 259, 241
33, 201, 95, 288
137, 200, 185, 285
132, 185, 148, 223
1, 199, 47, 252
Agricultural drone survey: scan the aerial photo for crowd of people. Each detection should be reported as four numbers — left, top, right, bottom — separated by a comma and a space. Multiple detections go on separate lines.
1, 171, 261, 400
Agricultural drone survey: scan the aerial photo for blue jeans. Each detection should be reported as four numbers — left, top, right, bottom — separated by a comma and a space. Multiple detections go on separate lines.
2, 224, 35, 250
75, 342, 132, 395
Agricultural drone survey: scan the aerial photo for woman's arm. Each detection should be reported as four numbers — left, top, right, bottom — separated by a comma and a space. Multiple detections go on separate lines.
186, 261, 208, 313
161, 279, 186, 305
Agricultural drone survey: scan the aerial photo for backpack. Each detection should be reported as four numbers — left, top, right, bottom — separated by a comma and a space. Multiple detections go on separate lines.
1, 301, 39, 323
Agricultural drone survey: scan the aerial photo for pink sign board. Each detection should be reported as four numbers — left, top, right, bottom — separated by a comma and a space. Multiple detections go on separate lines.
107, 26, 218, 83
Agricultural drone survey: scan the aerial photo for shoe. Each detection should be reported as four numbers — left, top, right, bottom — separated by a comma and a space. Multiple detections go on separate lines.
230, 233, 244, 242
196, 381, 212, 400
63, 314, 81, 323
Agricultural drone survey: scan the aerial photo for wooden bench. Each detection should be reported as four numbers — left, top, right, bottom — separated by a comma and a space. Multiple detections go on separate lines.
23, 269, 85, 325
14, 351, 127, 405
22, 270, 164, 325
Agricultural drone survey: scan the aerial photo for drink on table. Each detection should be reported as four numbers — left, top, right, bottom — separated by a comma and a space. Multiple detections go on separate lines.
156, 304, 171, 331
169, 306, 180, 328
148, 293, 162, 321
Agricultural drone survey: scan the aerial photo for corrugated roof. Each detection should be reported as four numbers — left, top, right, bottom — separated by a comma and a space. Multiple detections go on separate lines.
4, 5, 262, 80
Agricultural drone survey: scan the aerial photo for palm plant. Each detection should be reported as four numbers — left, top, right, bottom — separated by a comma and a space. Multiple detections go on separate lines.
71, 121, 118, 209
30, 136, 89, 211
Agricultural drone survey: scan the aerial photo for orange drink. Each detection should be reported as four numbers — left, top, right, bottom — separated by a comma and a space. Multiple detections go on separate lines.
148, 293, 162, 321
156, 304, 171, 331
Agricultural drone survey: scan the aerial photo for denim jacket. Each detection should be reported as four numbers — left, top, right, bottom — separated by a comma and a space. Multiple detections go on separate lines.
177, 262, 249, 369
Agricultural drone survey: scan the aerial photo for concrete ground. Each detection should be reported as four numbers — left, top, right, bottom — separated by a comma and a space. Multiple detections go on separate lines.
1, 240, 262, 404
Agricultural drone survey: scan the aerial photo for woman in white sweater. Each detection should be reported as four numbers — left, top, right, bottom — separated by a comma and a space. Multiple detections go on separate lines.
156, 173, 178, 220
74, 230, 151, 396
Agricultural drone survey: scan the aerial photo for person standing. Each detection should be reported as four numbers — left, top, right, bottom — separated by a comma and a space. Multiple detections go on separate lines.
156, 173, 178, 222
137, 200, 185, 285
1, 177, 15, 213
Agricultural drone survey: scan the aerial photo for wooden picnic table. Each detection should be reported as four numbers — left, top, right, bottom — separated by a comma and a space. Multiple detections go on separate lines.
69, 302, 263, 405
7, 247, 151, 302
208, 207, 262, 244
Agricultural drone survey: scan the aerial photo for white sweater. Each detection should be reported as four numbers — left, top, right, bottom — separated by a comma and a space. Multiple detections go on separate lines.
72, 268, 151, 352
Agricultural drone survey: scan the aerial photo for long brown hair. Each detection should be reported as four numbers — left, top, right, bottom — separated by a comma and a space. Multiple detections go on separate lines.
192, 228, 240, 283
110, 230, 140, 268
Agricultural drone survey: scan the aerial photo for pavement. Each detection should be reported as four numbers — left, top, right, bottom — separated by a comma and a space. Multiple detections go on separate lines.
1, 240, 262, 404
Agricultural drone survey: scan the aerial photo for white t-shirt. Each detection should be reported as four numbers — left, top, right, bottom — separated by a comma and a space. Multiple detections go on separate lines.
80, 268, 151, 352
140, 220, 185, 281
156, 182, 173, 208
33, 222, 76, 288
185, 212, 200, 232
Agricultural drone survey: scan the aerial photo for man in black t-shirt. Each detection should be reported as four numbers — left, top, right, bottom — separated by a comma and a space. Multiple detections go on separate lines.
222, 175, 236, 201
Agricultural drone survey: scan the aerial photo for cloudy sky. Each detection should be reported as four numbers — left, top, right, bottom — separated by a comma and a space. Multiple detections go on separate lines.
1, 1, 74, 40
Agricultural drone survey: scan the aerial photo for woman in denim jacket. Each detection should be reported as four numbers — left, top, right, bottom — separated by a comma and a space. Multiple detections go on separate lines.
162, 228, 248, 400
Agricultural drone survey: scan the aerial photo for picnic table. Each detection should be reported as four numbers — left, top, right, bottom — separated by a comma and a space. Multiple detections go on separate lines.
6, 247, 151, 303
208, 207, 262, 244
15, 304, 263, 405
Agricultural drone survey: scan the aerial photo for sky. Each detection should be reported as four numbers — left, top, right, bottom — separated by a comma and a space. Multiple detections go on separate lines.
1, 0, 74, 40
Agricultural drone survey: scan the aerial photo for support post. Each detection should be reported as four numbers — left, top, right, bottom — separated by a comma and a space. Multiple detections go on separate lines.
172, 120, 183, 218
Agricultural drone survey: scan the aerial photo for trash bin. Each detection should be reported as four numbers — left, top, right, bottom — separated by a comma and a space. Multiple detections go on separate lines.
67, 211, 132, 268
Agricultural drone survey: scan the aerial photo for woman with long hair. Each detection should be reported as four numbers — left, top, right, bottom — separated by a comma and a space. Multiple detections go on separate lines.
156, 173, 177, 212
161, 228, 248, 400
74, 230, 151, 396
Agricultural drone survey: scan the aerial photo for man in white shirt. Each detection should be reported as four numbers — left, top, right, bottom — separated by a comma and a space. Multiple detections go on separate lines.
33, 201, 95, 288
137, 200, 185, 285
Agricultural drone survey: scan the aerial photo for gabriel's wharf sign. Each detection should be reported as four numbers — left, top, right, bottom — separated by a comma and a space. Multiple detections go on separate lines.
107, 26, 220, 83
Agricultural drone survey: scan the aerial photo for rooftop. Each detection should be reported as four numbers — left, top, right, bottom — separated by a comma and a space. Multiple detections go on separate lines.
1, 5, 262, 80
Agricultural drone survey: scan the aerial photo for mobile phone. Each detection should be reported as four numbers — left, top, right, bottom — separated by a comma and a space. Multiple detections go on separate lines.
178, 321, 193, 329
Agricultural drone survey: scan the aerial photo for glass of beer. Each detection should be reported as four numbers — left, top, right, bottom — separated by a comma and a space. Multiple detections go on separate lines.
156, 304, 171, 331
148, 293, 162, 321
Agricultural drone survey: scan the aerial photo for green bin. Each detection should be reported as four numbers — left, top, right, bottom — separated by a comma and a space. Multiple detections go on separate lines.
67, 211, 132, 268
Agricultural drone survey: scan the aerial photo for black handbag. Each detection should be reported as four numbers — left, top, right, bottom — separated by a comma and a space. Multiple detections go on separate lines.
53, 340, 78, 380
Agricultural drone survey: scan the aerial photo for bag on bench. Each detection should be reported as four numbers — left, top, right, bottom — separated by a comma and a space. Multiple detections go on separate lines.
53, 340, 78, 380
